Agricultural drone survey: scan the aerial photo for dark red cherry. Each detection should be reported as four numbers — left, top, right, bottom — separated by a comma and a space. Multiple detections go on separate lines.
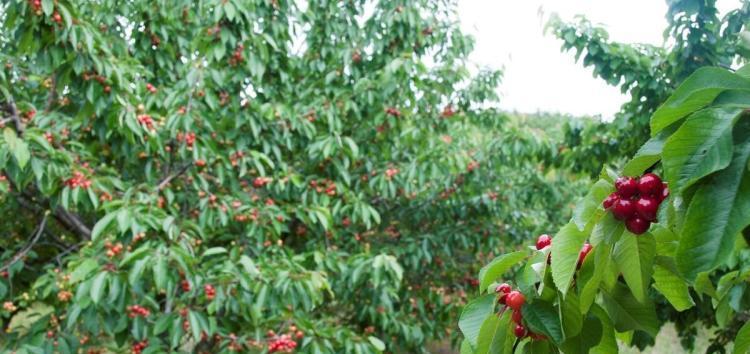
536, 234, 552, 250
514, 324, 527, 338
615, 177, 638, 198
602, 192, 619, 209
635, 196, 659, 221
612, 198, 636, 220
626, 217, 650, 235
638, 173, 662, 196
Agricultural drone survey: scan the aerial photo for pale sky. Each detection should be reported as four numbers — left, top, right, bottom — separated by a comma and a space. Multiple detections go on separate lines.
457, 0, 742, 119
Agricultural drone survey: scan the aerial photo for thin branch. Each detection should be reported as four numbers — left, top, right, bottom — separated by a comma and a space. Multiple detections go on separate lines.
54, 206, 92, 239
5, 96, 24, 136
0, 212, 49, 273
156, 162, 192, 192
13, 189, 91, 240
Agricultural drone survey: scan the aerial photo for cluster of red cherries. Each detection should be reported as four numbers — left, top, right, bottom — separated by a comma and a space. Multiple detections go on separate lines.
267, 334, 298, 353
495, 284, 545, 340
126, 305, 150, 319
204, 284, 216, 301
131, 339, 149, 354
603, 173, 668, 235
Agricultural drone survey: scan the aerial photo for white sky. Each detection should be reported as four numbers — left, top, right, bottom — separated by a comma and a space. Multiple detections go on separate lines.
457, 0, 741, 119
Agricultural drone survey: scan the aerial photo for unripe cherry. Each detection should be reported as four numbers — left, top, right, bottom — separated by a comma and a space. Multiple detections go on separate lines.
535, 234, 551, 250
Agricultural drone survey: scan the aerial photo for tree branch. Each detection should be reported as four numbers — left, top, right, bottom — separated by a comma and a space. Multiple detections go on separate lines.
156, 162, 192, 192
4, 96, 24, 136
0, 212, 48, 273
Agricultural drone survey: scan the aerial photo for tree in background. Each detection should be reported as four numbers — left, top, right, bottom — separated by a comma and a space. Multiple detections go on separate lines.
548, 0, 750, 177
0, 0, 585, 352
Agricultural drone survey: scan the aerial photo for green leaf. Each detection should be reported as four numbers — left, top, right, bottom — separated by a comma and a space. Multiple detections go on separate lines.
559, 314, 603, 354
4, 128, 30, 168
42, 0, 54, 16
651, 67, 750, 134
91, 212, 117, 242
601, 282, 658, 336
560, 291, 583, 338
367, 336, 385, 352
589, 304, 618, 354
69, 259, 98, 283
521, 301, 564, 344
578, 240, 613, 313
734, 321, 750, 354
478, 251, 527, 293
623, 125, 678, 176
90, 272, 107, 304
458, 294, 495, 346
154, 256, 168, 292
662, 106, 743, 192
652, 256, 694, 311
613, 232, 655, 303
550, 222, 588, 295
460, 340, 473, 354
572, 179, 612, 231
475, 310, 512, 354
676, 122, 750, 281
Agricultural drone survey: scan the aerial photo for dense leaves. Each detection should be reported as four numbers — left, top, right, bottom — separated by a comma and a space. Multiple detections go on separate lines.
459, 66, 750, 353
0, 0, 588, 353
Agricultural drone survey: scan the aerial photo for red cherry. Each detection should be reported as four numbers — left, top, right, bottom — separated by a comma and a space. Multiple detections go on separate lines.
615, 177, 638, 198
638, 173, 662, 196
602, 192, 619, 209
511, 309, 522, 324
612, 198, 636, 220
505, 291, 525, 309
577, 243, 592, 268
514, 324, 527, 338
535, 234, 552, 250
497, 293, 507, 305
495, 283, 511, 294
635, 196, 659, 221
626, 217, 650, 235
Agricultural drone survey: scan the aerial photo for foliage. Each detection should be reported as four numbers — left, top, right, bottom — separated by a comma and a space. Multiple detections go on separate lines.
0, 0, 586, 353
547, 0, 750, 176
459, 66, 750, 353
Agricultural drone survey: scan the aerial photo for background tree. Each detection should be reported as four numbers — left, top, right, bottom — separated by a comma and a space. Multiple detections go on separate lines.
0, 0, 585, 353
548, 0, 750, 176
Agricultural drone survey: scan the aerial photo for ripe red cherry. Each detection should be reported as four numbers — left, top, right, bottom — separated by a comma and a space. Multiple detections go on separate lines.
638, 173, 662, 196
514, 324, 527, 338
495, 283, 511, 294
612, 198, 636, 220
535, 234, 552, 250
635, 196, 659, 221
626, 217, 650, 235
511, 309, 522, 324
602, 192, 619, 209
615, 177, 638, 198
505, 291, 525, 309
577, 243, 592, 268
